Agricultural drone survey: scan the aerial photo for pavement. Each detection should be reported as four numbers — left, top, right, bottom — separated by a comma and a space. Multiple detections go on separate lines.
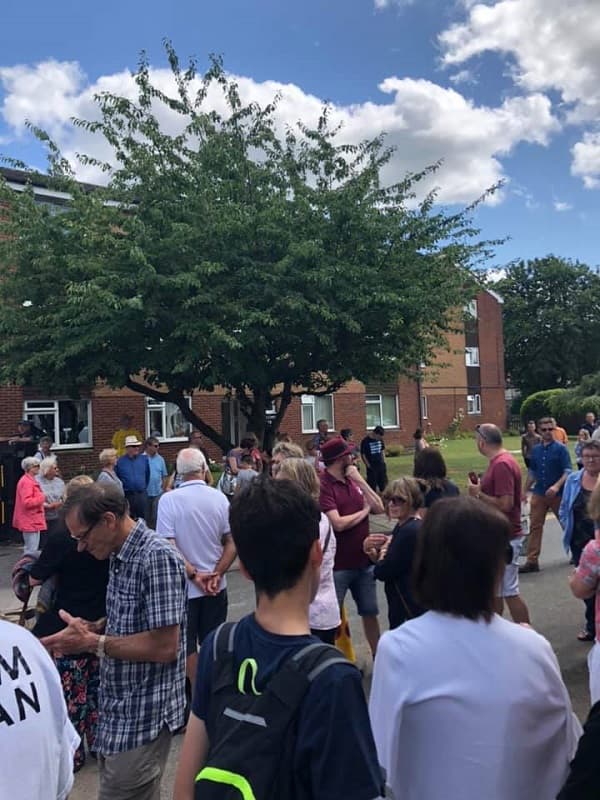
0, 513, 593, 798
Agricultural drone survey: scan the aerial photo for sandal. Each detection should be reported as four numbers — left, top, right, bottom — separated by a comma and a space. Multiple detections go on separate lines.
577, 630, 595, 642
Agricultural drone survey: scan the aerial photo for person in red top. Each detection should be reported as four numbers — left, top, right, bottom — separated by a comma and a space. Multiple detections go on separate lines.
12, 456, 47, 554
467, 424, 531, 624
319, 437, 384, 657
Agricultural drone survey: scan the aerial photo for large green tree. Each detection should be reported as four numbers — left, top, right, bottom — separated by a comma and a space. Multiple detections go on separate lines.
496, 256, 600, 398
0, 47, 492, 451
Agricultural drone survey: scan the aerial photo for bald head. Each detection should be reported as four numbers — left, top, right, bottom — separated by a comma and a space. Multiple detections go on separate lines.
476, 424, 503, 447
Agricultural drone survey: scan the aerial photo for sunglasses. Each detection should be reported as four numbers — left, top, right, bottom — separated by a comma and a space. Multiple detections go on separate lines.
539, 427, 553, 432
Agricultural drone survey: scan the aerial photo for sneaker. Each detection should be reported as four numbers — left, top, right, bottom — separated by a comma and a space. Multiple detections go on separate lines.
519, 562, 540, 574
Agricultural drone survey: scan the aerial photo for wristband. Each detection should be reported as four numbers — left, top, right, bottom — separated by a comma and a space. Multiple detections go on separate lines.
96, 634, 106, 659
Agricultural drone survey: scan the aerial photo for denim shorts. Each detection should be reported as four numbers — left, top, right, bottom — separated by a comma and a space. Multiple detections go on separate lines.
334, 565, 379, 617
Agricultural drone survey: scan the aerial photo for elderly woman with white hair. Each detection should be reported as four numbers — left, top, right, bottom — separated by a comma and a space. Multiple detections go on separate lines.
12, 456, 47, 553
36, 456, 66, 537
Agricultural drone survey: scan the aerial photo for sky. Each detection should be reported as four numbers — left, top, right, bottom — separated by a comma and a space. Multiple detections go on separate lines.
1, 0, 599, 270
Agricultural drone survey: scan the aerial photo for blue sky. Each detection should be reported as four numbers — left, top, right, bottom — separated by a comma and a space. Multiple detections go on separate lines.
2, 0, 599, 270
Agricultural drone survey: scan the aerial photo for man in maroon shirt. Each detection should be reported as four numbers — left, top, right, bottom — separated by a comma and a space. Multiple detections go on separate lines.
468, 424, 531, 623
319, 437, 385, 657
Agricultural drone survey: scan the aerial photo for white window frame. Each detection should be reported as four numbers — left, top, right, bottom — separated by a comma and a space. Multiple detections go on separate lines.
465, 347, 480, 367
465, 299, 478, 318
301, 394, 335, 433
467, 394, 482, 415
23, 399, 92, 449
145, 397, 192, 443
420, 394, 428, 420
365, 393, 399, 429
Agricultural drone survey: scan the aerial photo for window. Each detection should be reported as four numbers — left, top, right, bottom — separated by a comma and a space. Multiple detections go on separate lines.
465, 347, 480, 367
146, 398, 191, 441
465, 299, 478, 318
420, 394, 428, 420
365, 394, 399, 429
24, 400, 91, 448
467, 394, 482, 415
301, 395, 334, 433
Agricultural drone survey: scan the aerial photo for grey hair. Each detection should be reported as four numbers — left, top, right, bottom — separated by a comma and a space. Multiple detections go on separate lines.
99, 448, 118, 467
65, 474, 94, 498
21, 456, 39, 472
176, 447, 207, 476
39, 456, 58, 477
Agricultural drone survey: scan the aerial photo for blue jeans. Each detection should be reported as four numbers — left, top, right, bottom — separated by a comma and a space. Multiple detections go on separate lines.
333, 566, 379, 617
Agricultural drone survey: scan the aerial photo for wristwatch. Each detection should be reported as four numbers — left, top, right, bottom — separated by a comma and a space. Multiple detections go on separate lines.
188, 568, 198, 580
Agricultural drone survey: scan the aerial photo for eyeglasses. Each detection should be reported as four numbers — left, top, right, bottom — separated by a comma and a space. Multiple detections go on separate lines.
582, 455, 600, 461
389, 496, 407, 505
70, 519, 99, 543
539, 427, 554, 432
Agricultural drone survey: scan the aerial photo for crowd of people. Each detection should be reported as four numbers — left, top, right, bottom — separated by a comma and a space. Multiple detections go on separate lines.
2, 412, 600, 799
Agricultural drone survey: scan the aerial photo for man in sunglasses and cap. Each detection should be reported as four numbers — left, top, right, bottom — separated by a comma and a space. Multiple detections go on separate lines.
319, 437, 385, 658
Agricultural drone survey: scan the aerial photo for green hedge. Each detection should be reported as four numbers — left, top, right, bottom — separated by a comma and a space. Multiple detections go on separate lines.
520, 389, 567, 424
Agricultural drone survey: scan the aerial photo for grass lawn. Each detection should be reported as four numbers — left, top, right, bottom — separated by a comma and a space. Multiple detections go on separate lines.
386, 435, 527, 488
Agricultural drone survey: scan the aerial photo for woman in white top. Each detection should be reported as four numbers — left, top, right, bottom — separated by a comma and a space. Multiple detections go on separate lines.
276, 457, 341, 643
369, 495, 581, 800
36, 456, 66, 537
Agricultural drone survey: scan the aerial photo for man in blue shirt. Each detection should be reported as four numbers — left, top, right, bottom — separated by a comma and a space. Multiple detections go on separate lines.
521, 416, 572, 573
144, 436, 168, 528
115, 435, 150, 521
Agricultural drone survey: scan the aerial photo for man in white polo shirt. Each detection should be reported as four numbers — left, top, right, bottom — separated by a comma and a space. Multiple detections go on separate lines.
156, 448, 236, 683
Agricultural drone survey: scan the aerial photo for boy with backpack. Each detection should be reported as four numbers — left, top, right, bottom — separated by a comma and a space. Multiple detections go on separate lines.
173, 477, 384, 800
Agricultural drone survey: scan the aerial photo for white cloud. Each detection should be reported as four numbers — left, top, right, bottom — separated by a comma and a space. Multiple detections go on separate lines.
449, 69, 477, 86
553, 200, 572, 212
374, 0, 416, 8
439, 0, 600, 188
572, 133, 600, 189
0, 59, 559, 205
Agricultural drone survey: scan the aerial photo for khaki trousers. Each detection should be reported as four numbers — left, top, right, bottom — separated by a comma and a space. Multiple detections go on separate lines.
98, 727, 172, 800
525, 493, 562, 565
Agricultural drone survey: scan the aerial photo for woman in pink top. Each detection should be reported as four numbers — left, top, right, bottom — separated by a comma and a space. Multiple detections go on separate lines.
12, 456, 47, 553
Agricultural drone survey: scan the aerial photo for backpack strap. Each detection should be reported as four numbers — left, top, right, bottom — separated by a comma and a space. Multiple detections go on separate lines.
210, 622, 239, 693
322, 522, 333, 555
290, 641, 350, 682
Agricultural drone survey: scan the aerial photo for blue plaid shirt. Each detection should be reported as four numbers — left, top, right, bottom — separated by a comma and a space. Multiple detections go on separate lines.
96, 519, 187, 754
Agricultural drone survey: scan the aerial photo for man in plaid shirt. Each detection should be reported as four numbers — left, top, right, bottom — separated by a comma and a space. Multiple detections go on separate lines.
42, 482, 187, 800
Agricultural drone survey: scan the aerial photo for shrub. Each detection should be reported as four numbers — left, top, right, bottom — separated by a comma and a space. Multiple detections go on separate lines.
520, 389, 567, 424
386, 445, 404, 457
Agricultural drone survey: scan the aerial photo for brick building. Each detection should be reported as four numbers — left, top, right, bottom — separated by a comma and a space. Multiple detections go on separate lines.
0, 168, 506, 478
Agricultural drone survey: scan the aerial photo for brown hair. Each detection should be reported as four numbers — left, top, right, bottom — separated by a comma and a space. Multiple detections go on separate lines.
413, 496, 511, 622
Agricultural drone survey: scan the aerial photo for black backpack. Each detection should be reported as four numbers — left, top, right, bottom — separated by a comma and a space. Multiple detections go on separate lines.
195, 621, 350, 800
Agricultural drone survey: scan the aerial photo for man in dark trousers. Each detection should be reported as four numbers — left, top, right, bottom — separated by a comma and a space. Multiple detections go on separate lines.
360, 426, 388, 492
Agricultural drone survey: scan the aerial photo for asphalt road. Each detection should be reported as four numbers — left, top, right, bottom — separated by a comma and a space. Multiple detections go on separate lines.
0, 513, 593, 799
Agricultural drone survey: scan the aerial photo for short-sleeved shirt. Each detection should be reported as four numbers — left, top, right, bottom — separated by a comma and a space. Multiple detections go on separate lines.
30, 527, 109, 638
192, 614, 384, 800
319, 470, 369, 570
360, 436, 385, 464
575, 540, 600, 643
97, 519, 187, 755
146, 452, 168, 497
528, 441, 572, 496
156, 479, 230, 599
480, 451, 522, 537
236, 468, 259, 487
